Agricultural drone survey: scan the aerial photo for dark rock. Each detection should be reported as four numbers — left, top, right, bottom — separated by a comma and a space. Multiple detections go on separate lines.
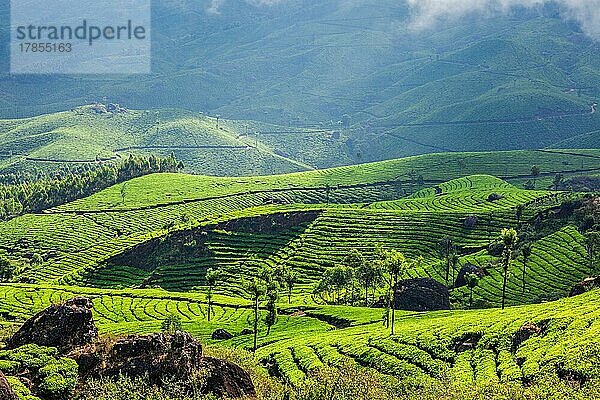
487, 242, 504, 257
452, 333, 482, 353
198, 357, 256, 399
0, 371, 18, 400
212, 329, 234, 340
7, 297, 98, 353
569, 276, 600, 297
512, 322, 546, 352
454, 264, 486, 288
77, 331, 202, 382
370, 296, 388, 308
463, 215, 478, 228
393, 278, 450, 312
240, 329, 254, 336
487, 193, 503, 202
75, 332, 255, 399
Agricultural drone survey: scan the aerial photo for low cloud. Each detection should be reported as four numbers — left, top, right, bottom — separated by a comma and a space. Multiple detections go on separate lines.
207, 0, 226, 14
407, 0, 600, 39
206, 0, 286, 14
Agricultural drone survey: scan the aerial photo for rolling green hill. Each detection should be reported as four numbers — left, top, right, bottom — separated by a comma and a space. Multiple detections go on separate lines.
0, 106, 342, 176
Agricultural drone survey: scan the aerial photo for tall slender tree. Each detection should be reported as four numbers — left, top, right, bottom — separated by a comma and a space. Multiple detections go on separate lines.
265, 280, 279, 336
283, 268, 299, 304
465, 273, 479, 308
531, 165, 541, 189
344, 249, 366, 304
438, 237, 456, 285
500, 228, 518, 310
382, 250, 415, 335
244, 278, 266, 353
205, 268, 222, 322
585, 231, 600, 274
521, 243, 532, 293
355, 258, 383, 306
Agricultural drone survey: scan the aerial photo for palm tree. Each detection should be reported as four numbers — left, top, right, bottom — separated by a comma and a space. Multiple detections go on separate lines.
244, 278, 266, 353
500, 228, 518, 310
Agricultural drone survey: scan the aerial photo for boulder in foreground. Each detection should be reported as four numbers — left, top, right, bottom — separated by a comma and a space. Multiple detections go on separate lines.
75, 331, 256, 399
7, 297, 98, 353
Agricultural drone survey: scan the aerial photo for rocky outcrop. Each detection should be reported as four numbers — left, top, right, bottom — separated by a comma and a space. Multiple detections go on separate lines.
512, 322, 546, 352
75, 331, 255, 399
452, 333, 482, 353
0, 371, 18, 400
463, 215, 478, 229
198, 357, 256, 399
454, 263, 486, 288
7, 299, 256, 399
487, 193, 503, 202
77, 331, 202, 382
393, 278, 450, 311
212, 329, 234, 340
569, 276, 600, 297
7, 297, 98, 353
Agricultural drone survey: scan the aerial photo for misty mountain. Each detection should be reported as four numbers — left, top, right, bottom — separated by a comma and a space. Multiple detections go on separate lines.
1, 0, 600, 162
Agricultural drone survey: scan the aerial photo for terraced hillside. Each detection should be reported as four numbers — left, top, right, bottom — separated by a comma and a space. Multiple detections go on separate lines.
255, 289, 600, 388
0, 151, 595, 308
1, 281, 600, 391
0, 148, 599, 398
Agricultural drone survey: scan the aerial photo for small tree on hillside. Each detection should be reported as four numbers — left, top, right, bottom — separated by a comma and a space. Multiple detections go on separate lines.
265, 280, 279, 336
205, 268, 222, 322
553, 173, 564, 190
585, 231, 600, 274
382, 250, 416, 335
283, 268, 299, 304
500, 228, 518, 310
521, 242, 532, 293
161, 313, 182, 333
330, 265, 354, 304
438, 237, 456, 285
515, 204, 524, 225
344, 249, 366, 305
465, 273, 479, 309
355, 259, 383, 306
0, 256, 15, 283
31, 253, 43, 267
531, 166, 541, 189
120, 182, 128, 205
244, 278, 266, 353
